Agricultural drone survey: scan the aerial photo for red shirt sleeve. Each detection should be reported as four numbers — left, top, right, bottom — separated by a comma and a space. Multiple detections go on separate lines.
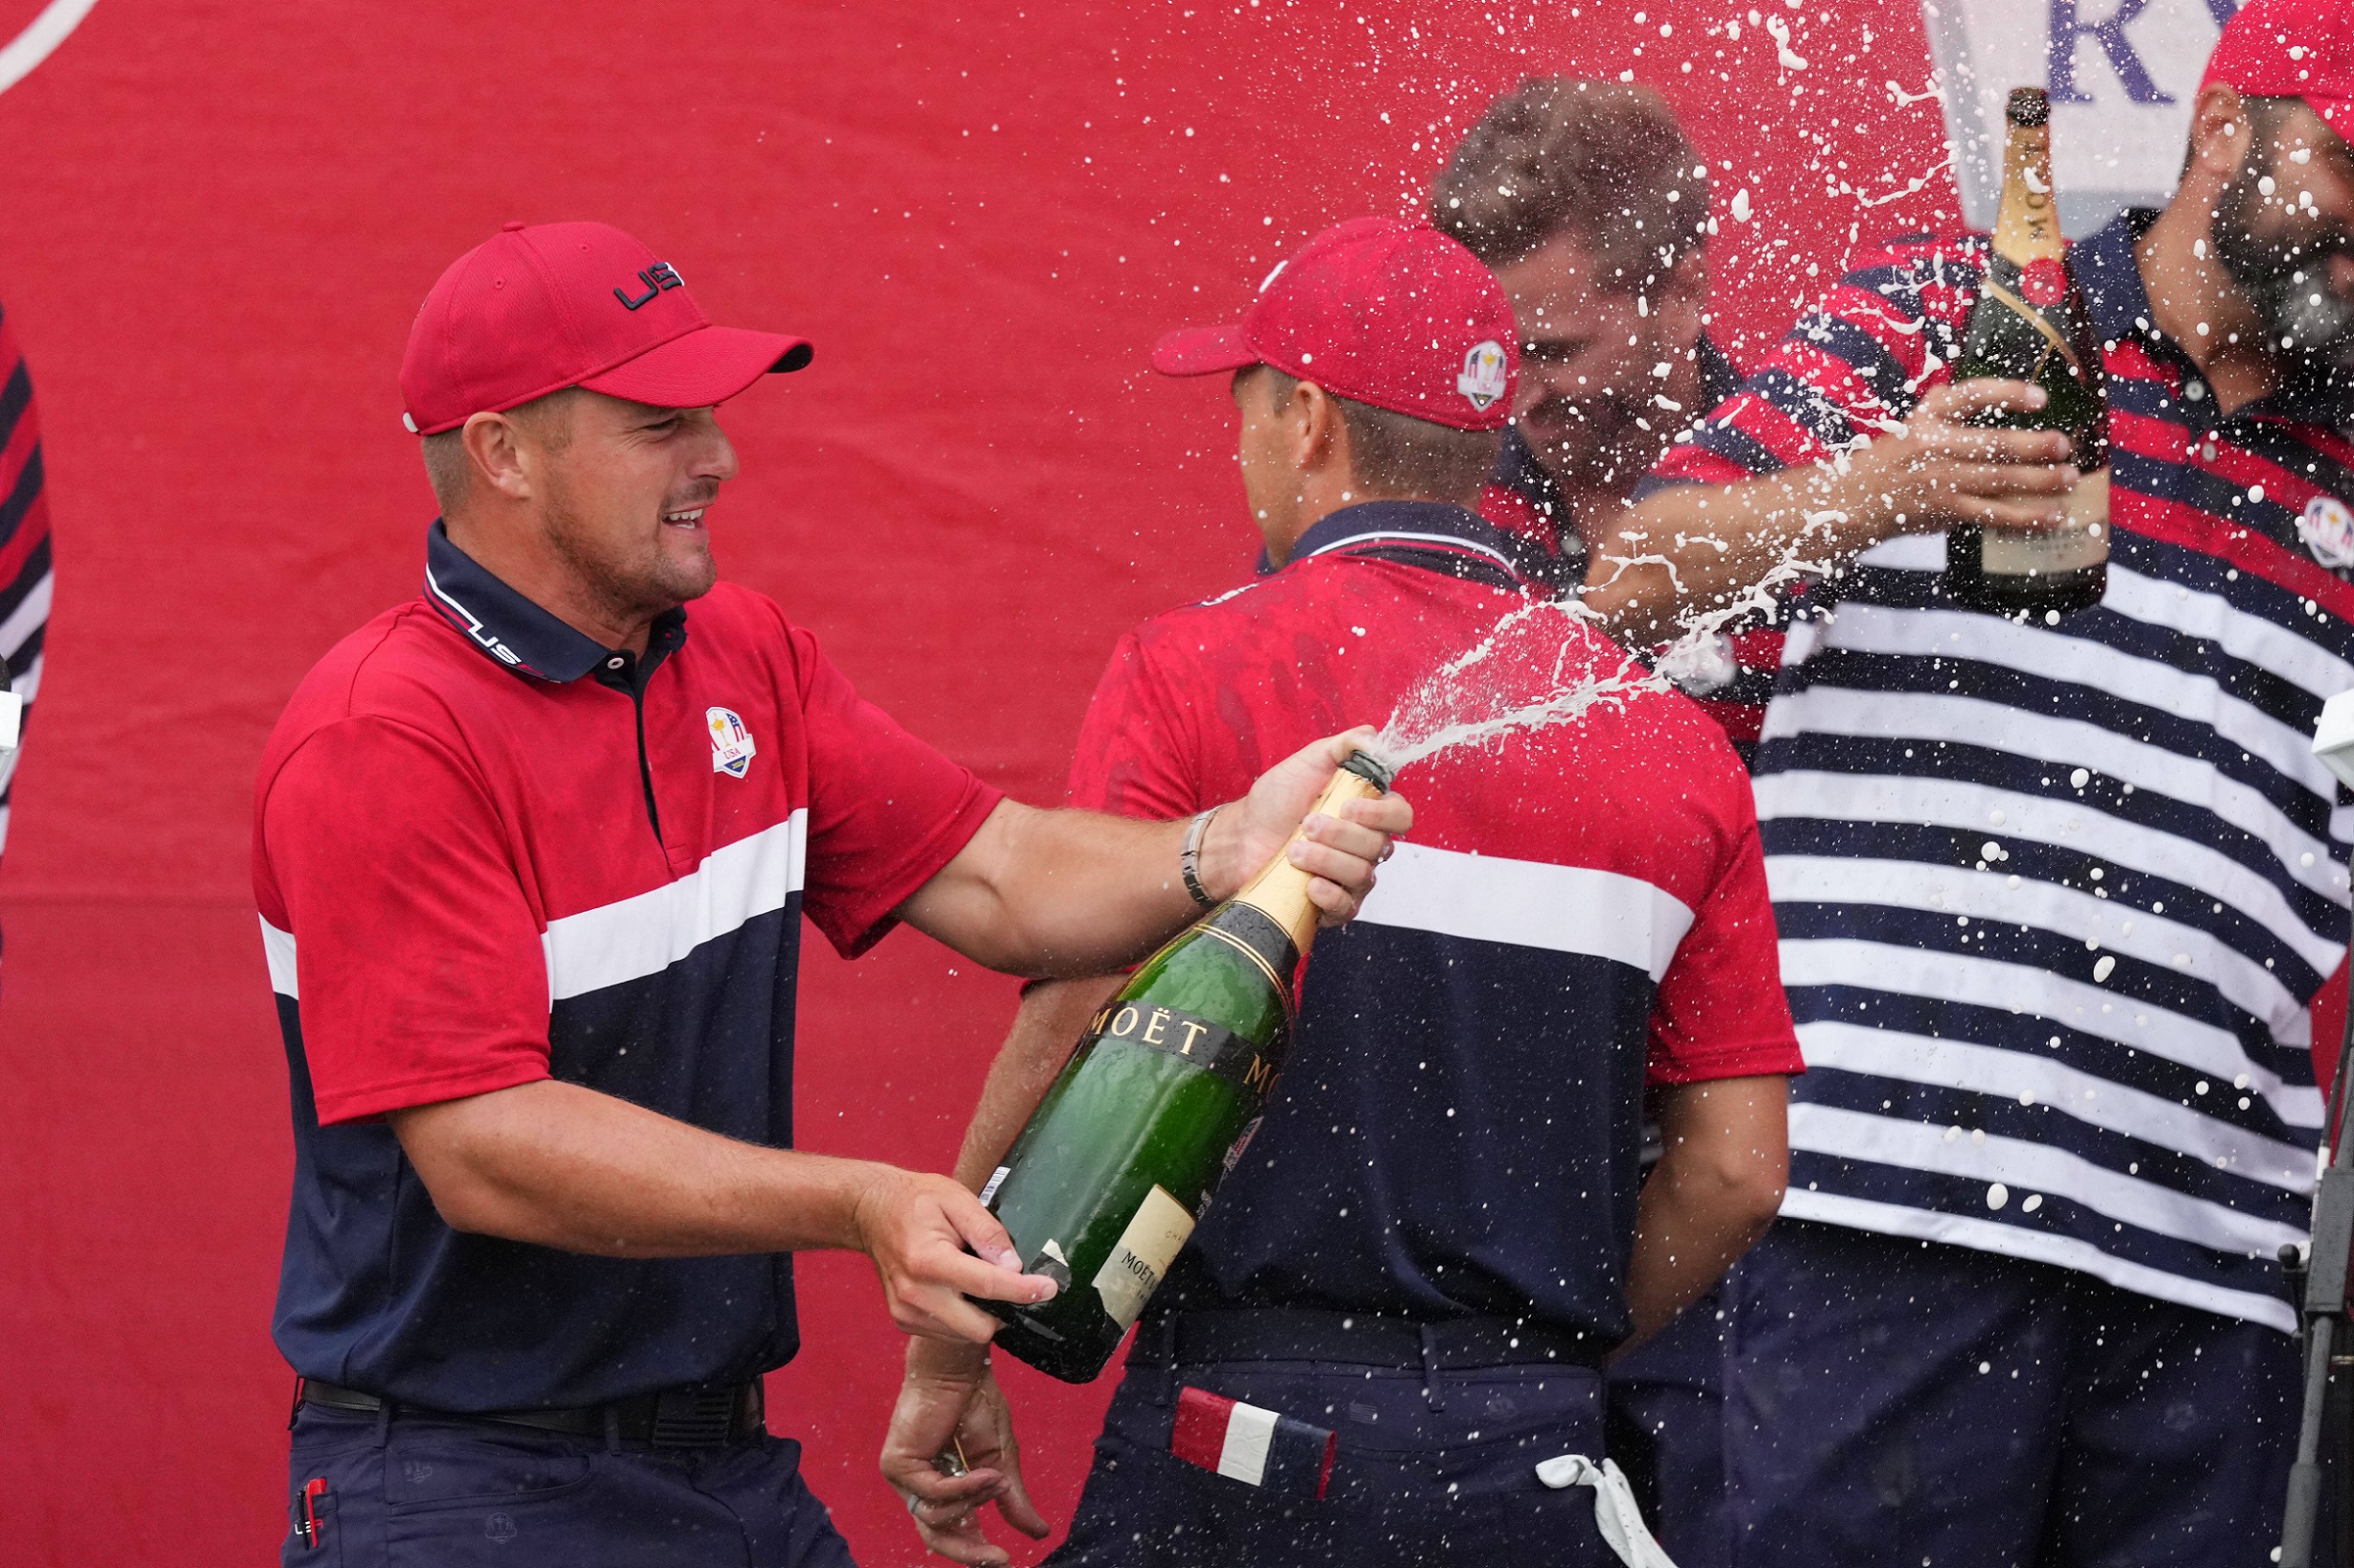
1065, 631, 1206, 822
261, 717, 553, 1126
1645, 794, 1804, 1086
792, 625, 1003, 957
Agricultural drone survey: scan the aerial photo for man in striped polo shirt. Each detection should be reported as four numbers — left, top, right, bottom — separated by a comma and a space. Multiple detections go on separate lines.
1607, 1, 2354, 1560
0, 303, 48, 986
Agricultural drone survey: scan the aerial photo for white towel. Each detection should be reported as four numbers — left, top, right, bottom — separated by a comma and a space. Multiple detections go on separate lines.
1534, 1453, 1681, 1568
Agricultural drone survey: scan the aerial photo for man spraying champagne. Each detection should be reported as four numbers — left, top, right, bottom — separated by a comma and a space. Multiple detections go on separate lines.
881, 218, 1801, 1568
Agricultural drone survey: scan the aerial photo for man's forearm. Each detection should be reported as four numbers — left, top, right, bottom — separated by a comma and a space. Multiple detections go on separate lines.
392, 1078, 886, 1257
898, 732, 1404, 980
1583, 469, 1892, 646
1584, 380, 2078, 645
920, 802, 1203, 979
1617, 1075, 1791, 1352
950, 977, 1124, 1189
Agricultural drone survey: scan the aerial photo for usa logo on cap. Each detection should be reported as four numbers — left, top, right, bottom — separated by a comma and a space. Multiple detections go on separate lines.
1458, 340, 1509, 413
706, 706, 757, 778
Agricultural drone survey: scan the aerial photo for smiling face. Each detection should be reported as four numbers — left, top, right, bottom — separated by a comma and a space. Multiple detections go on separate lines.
1491, 229, 1707, 498
525, 390, 739, 625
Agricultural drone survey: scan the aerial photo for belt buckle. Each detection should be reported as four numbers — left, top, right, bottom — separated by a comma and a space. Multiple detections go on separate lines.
650, 1388, 739, 1448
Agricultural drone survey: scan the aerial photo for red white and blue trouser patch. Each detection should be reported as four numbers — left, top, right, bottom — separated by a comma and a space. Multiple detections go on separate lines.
1168, 1386, 1337, 1499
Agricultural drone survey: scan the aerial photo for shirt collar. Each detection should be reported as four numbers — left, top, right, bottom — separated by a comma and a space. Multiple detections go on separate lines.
423, 521, 687, 683
2071, 207, 2160, 352
1695, 331, 1741, 407
1271, 499, 1546, 590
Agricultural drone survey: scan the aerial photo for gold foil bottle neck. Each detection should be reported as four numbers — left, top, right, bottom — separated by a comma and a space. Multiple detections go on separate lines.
1991, 88, 2062, 268
1229, 759, 1386, 957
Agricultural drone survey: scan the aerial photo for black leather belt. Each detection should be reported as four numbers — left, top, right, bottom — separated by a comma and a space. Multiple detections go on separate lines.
1131, 1307, 1609, 1372
298, 1378, 765, 1448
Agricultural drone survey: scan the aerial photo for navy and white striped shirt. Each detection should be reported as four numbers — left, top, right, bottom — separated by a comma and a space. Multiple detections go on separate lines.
0, 306, 50, 912
1652, 210, 2354, 1331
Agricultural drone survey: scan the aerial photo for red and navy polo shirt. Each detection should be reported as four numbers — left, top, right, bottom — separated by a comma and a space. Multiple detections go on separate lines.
1070, 500, 1800, 1346
253, 523, 999, 1409
1650, 211, 2354, 1331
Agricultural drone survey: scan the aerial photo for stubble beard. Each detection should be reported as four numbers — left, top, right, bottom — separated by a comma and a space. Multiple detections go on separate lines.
539, 488, 717, 632
1528, 394, 1663, 499
2213, 140, 2354, 382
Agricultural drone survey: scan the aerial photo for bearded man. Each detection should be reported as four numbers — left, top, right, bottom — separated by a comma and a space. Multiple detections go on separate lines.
1597, 2, 2354, 1561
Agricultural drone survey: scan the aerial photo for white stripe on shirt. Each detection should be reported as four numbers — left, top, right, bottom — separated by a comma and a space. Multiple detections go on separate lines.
1760, 687, 2343, 910
1787, 1101, 2309, 1259
1355, 840, 1696, 983
2105, 562, 2354, 705
1753, 770, 2348, 972
541, 811, 808, 1002
1796, 1019, 2315, 1191
0, 566, 50, 660
1776, 936, 2324, 1127
1812, 600, 2339, 805
1767, 854, 2306, 1038
1778, 1188, 2298, 1332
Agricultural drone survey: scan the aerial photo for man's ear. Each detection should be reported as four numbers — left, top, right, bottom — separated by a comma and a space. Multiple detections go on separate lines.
2186, 81, 2254, 185
1292, 379, 1348, 477
462, 412, 534, 503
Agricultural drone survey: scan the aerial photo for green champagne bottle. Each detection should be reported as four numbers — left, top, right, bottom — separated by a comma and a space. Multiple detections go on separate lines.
1946, 86, 2111, 617
976, 752, 1393, 1383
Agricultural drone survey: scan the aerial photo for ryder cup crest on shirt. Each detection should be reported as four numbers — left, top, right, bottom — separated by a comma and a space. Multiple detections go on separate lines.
2300, 495, 2354, 571
706, 706, 757, 777
1457, 340, 1509, 413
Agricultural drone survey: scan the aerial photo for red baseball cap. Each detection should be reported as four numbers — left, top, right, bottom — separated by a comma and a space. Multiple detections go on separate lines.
2203, 0, 2354, 138
1151, 218, 1517, 432
400, 221, 812, 435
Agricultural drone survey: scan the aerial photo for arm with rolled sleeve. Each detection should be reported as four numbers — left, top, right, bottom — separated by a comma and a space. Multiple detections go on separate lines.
1587, 235, 2079, 644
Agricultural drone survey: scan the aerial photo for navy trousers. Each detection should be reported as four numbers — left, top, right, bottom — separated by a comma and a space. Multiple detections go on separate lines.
281, 1403, 857, 1567
1607, 1288, 1728, 1568
1047, 1350, 1616, 1567
1723, 1219, 2301, 1568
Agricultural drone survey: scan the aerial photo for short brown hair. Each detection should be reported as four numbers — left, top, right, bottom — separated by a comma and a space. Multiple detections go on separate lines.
1432, 78, 1710, 291
1256, 368, 1501, 504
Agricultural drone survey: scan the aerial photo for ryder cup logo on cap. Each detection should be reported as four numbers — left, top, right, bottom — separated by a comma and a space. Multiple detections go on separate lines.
1148, 217, 1518, 432
400, 221, 814, 436
1457, 340, 1509, 413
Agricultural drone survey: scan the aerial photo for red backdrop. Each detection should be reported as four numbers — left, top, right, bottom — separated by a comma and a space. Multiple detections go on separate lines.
0, 2, 1954, 1560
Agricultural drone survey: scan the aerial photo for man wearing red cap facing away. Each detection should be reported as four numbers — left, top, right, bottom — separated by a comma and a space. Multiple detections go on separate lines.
1596, 1, 2354, 1562
252, 220, 1405, 1567
879, 217, 1799, 1568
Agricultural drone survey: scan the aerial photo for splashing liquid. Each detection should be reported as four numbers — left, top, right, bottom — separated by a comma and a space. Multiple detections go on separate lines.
1366, 523, 1837, 774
